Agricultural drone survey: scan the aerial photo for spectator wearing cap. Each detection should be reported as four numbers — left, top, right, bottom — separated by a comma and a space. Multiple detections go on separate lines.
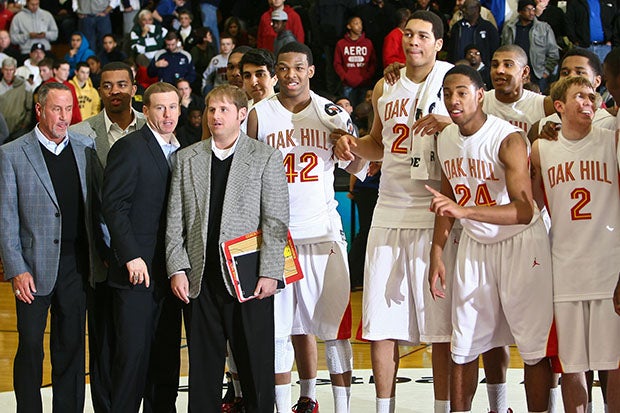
0, 57, 32, 139
447, 0, 499, 66
15, 42, 45, 91
271, 9, 296, 57
147, 31, 196, 84
257, 0, 304, 52
501, 0, 558, 91
8, 0, 58, 57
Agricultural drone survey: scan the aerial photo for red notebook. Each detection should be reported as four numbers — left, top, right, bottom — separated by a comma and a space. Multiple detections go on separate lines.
221, 230, 303, 302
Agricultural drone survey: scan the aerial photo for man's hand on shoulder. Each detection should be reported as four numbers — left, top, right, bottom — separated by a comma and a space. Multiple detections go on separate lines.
413, 114, 451, 136
383, 62, 404, 86
12, 272, 36, 304
254, 277, 277, 299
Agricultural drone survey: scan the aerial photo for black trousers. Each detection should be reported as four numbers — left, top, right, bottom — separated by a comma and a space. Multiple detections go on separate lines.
186, 276, 275, 413
348, 187, 379, 287
87, 281, 114, 413
14, 251, 87, 413
110, 286, 185, 413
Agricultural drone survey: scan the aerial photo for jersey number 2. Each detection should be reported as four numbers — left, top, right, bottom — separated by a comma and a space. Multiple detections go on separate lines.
570, 187, 592, 220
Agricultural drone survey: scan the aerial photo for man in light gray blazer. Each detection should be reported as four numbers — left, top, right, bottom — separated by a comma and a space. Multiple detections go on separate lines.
166, 84, 289, 412
0, 82, 106, 413
69, 61, 145, 413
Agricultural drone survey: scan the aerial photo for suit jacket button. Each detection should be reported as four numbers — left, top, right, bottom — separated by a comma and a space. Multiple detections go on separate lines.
53, 239, 59, 244
55, 212, 60, 217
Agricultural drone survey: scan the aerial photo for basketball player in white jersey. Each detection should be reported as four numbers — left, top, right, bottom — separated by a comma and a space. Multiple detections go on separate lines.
530, 75, 620, 413
247, 42, 363, 413
428, 64, 554, 413
529, 48, 616, 143
334, 11, 457, 413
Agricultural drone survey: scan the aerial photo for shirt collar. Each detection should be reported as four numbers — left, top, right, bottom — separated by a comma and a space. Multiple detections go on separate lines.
103, 108, 140, 134
35, 125, 70, 155
211, 134, 240, 160
147, 124, 180, 154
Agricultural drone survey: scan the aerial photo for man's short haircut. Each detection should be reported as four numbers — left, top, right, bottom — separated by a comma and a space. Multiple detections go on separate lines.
165, 31, 180, 41
346, 15, 361, 26
494, 44, 528, 67
230, 45, 252, 58
178, 9, 193, 20
176, 78, 190, 87
407, 10, 444, 41
603, 47, 620, 78
220, 31, 235, 42
550, 76, 594, 103
102, 33, 116, 42
38, 57, 54, 69
240, 48, 276, 76
53, 59, 69, 70
205, 84, 248, 111
87, 55, 100, 64
76, 61, 90, 71
277, 42, 313, 66
38, 82, 71, 107
1, 57, 16, 68
560, 47, 602, 76
143, 82, 180, 106
444, 64, 485, 90
101, 62, 135, 84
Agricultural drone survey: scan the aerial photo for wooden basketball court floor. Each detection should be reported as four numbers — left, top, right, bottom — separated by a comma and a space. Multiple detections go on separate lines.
0, 281, 608, 411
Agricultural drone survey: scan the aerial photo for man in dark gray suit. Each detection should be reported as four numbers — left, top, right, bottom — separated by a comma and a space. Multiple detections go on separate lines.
0, 82, 106, 413
166, 84, 289, 412
102, 82, 182, 412
69, 61, 146, 413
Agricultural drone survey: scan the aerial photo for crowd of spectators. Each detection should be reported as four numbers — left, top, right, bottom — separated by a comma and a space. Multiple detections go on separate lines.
0, 0, 619, 142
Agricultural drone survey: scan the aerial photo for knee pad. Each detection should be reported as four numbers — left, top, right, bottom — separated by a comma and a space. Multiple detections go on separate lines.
522, 356, 544, 366
325, 339, 353, 375
274, 336, 294, 374
451, 352, 478, 365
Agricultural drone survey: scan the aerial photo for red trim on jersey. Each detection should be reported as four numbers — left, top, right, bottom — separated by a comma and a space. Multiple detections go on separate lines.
547, 317, 563, 373
336, 300, 352, 340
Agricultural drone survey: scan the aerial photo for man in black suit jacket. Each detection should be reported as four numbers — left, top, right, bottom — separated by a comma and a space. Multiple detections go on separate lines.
102, 82, 183, 412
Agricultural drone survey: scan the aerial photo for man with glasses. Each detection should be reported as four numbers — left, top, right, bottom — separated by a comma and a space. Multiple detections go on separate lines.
447, 0, 498, 66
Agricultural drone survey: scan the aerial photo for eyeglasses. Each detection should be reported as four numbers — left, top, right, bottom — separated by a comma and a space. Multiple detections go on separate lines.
466, 51, 481, 56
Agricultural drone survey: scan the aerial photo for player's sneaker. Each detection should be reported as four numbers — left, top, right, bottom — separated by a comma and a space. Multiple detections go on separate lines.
292, 397, 319, 413
222, 397, 245, 412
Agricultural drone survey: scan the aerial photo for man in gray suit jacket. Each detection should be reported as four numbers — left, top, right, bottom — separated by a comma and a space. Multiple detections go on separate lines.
0, 82, 106, 413
69, 61, 146, 413
166, 84, 289, 412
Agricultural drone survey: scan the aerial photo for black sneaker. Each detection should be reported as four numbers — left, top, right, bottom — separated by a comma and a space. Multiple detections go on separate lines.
292, 397, 319, 413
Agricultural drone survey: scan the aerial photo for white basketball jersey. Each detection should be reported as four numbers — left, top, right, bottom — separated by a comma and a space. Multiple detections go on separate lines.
373, 73, 447, 229
538, 127, 620, 301
253, 95, 344, 244
438, 115, 539, 243
483, 89, 546, 134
